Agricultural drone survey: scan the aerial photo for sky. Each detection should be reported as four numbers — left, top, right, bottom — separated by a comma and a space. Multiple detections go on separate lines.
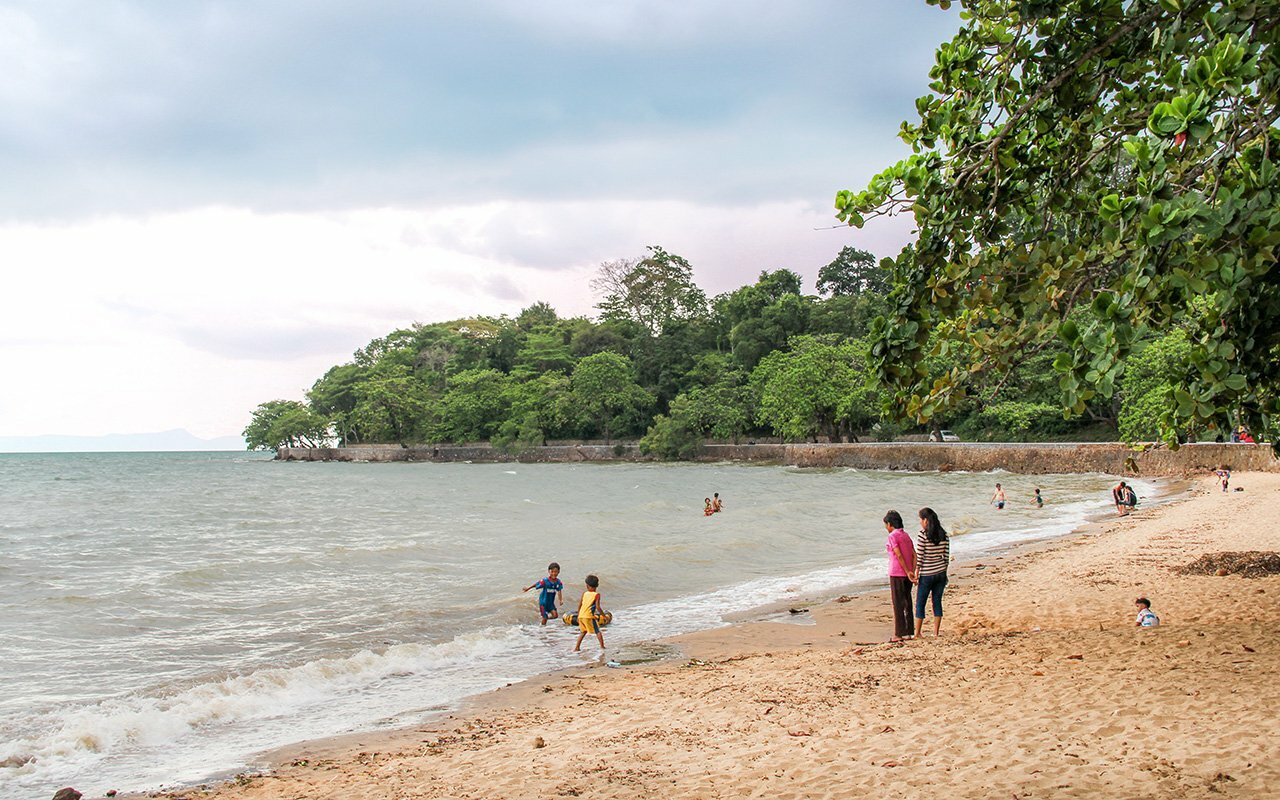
0, 1, 960, 440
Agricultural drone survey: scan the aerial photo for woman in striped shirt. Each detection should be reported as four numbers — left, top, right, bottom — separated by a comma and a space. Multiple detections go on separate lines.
912, 507, 951, 638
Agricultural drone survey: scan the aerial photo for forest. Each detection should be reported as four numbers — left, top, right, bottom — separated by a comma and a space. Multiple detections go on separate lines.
243, 244, 1190, 456
247, 1, 1279, 456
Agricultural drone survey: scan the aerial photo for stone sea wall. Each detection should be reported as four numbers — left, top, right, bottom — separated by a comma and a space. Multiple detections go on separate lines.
275, 441, 1279, 476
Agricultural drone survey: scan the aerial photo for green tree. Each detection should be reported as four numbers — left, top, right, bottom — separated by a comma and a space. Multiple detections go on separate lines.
836, 0, 1280, 449
433, 368, 511, 443
570, 352, 654, 442
307, 364, 365, 445
243, 400, 331, 451
1118, 329, 1195, 442
352, 364, 431, 446
816, 246, 888, 296
751, 336, 875, 442
494, 371, 576, 451
593, 246, 708, 335
512, 332, 575, 376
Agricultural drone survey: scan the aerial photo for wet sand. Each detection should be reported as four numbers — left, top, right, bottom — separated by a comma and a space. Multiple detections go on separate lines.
137, 473, 1280, 799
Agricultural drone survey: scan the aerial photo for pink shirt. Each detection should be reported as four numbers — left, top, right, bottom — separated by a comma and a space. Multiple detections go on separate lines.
885, 528, 916, 577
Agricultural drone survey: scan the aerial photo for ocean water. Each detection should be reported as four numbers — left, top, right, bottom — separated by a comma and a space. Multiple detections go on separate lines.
0, 452, 1151, 799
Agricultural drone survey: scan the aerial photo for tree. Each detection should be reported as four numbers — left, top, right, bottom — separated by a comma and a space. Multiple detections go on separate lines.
307, 364, 365, 445
593, 246, 708, 335
352, 363, 431, 446
836, 0, 1280, 449
433, 368, 511, 443
570, 352, 654, 442
751, 336, 875, 442
516, 301, 559, 331
816, 246, 887, 296
1118, 329, 1195, 442
494, 371, 576, 451
243, 400, 331, 451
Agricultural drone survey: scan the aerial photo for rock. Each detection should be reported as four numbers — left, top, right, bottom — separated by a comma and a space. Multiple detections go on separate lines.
52, 789, 82, 800
1066, 654, 1084, 660
533, 736, 545, 749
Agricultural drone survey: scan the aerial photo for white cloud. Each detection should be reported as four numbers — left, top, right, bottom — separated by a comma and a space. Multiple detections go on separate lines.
0, 201, 910, 437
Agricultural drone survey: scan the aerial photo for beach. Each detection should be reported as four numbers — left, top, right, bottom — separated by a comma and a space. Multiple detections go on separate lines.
123, 472, 1280, 800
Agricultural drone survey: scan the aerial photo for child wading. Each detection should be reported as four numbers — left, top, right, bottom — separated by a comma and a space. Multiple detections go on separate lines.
522, 562, 564, 626
573, 574, 607, 652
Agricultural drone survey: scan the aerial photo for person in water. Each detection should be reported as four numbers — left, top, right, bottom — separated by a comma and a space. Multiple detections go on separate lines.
990, 483, 1007, 510
704, 498, 715, 516
573, 574, 607, 652
1033, 488, 1044, 509
712, 492, 724, 512
522, 562, 564, 626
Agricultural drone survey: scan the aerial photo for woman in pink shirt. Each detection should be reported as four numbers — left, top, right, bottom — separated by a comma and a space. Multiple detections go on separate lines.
883, 510, 916, 641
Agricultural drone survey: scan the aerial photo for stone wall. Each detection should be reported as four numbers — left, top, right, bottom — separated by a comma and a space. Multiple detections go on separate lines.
697, 442, 1278, 476
277, 443, 652, 464
276, 441, 1278, 476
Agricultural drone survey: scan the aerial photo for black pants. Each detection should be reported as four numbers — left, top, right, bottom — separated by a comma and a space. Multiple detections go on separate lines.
890, 576, 914, 638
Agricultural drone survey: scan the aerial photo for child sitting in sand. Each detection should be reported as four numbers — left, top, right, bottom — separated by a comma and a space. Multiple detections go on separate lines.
522, 562, 564, 626
574, 574, 607, 652
1135, 597, 1159, 627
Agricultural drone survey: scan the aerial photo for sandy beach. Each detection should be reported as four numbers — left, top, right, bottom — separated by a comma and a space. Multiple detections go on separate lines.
135, 472, 1280, 800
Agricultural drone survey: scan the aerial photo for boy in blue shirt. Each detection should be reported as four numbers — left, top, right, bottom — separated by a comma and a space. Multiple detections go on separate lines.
523, 562, 564, 625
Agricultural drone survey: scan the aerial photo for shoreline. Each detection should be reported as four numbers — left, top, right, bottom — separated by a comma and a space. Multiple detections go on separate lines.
105, 474, 1254, 800
132, 472, 1280, 798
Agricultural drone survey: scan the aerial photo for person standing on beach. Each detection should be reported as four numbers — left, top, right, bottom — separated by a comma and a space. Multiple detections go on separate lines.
912, 507, 950, 638
573, 574, 607, 652
883, 510, 916, 642
990, 483, 1007, 510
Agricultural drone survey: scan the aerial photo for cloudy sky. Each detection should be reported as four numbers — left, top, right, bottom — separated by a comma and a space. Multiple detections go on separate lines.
1, 1, 959, 440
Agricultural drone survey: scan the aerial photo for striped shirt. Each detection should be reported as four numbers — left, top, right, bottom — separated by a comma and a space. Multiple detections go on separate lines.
915, 532, 950, 577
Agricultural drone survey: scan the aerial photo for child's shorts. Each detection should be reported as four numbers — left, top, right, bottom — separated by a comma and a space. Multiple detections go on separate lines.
578, 614, 598, 634
539, 599, 557, 620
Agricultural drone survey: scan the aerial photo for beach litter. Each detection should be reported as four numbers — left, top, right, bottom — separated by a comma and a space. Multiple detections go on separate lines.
1175, 551, 1280, 578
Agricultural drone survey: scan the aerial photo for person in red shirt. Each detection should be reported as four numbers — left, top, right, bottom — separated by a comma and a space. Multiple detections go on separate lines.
883, 510, 916, 641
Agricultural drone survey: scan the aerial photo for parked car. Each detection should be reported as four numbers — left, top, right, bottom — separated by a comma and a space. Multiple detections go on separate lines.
929, 430, 961, 442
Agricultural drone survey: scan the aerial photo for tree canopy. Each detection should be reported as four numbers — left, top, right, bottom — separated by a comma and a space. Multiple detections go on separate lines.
836, 0, 1280, 449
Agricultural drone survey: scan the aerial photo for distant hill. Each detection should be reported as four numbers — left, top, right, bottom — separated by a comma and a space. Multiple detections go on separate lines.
0, 429, 246, 453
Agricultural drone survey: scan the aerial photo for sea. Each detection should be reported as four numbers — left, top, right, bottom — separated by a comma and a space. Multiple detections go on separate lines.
0, 451, 1156, 799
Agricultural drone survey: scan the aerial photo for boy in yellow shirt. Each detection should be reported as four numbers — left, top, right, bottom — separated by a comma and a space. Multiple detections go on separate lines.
573, 574, 607, 652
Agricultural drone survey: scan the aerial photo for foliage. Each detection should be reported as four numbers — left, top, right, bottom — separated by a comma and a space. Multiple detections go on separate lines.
433, 368, 511, 443
965, 401, 1071, 440
243, 400, 331, 451
570, 352, 654, 442
593, 246, 708, 335
836, 0, 1280, 450
249, 238, 1120, 453
817, 246, 889, 296
1118, 329, 1194, 441
751, 336, 878, 442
